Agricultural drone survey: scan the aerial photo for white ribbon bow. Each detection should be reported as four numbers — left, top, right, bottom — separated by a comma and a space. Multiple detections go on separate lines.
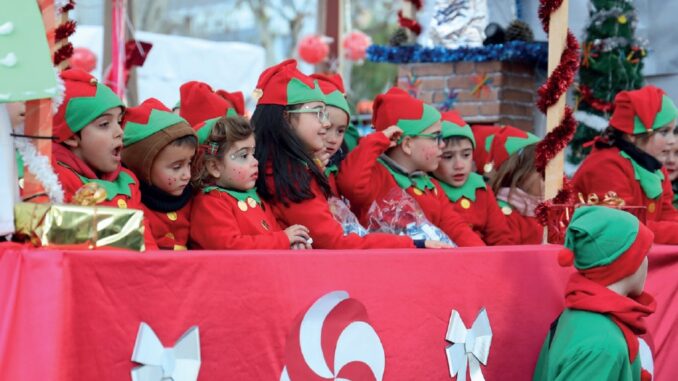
445, 308, 492, 381
131, 322, 201, 381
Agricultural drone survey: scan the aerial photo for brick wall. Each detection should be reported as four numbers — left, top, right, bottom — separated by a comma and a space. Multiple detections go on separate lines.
397, 61, 538, 132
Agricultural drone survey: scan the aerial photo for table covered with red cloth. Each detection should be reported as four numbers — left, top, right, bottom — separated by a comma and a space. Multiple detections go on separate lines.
0, 244, 677, 380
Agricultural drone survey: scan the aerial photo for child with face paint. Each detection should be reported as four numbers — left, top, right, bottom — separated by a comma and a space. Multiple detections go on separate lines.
573, 86, 678, 244
336, 87, 485, 247
189, 115, 311, 249
252, 60, 446, 249
121, 98, 197, 250
431, 112, 514, 245
52, 69, 157, 249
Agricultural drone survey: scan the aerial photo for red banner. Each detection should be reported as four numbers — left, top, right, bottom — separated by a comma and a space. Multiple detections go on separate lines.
1, 244, 677, 380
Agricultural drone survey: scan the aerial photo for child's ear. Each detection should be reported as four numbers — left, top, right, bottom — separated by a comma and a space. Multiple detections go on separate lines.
401, 136, 413, 156
205, 158, 221, 178
62, 134, 81, 149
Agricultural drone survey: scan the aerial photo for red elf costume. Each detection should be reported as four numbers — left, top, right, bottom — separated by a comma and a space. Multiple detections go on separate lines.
435, 112, 514, 245
336, 87, 484, 246
572, 86, 678, 244
534, 206, 656, 381
121, 98, 196, 250
52, 69, 157, 250
475, 125, 543, 244
254, 59, 416, 249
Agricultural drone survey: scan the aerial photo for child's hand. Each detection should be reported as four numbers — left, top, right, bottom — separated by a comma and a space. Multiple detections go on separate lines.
313, 148, 331, 168
381, 126, 403, 147
424, 240, 454, 249
285, 224, 311, 247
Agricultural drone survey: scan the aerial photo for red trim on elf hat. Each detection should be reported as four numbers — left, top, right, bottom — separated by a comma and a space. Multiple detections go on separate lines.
216, 89, 245, 116
471, 125, 501, 174
253, 59, 318, 106
53, 69, 110, 142
309, 73, 346, 94
372, 87, 429, 132
122, 98, 171, 126
610, 86, 666, 134
179, 81, 232, 127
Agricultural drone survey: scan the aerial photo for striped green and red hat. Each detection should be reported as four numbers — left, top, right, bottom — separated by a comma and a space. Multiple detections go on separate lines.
372, 87, 440, 135
53, 69, 124, 142
309, 73, 350, 116
610, 85, 678, 135
471, 125, 540, 174
253, 59, 325, 106
440, 111, 475, 148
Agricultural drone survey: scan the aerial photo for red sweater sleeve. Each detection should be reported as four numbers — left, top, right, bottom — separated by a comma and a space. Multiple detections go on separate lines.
336, 132, 390, 208
433, 183, 485, 247
190, 192, 289, 250
271, 179, 415, 250
481, 187, 516, 245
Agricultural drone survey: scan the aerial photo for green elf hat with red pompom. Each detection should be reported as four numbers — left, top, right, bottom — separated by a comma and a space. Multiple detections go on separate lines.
610, 85, 678, 135
252, 59, 325, 106
471, 125, 540, 174
121, 98, 195, 183
557, 205, 653, 286
309, 73, 350, 116
179, 81, 239, 126
53, 69, 125, 143
440, 111, 475, 148
372, 87, 441, 135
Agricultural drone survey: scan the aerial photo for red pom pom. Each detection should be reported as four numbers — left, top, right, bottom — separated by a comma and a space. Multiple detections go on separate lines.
641, 369, 653, 381
558, 248, 574, 267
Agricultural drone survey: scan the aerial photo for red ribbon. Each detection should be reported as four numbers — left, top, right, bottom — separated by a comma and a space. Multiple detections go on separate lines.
397, 10, 422, 35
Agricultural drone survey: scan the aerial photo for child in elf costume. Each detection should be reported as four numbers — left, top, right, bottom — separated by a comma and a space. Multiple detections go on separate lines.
660, 142, 678, 208
534, 206, 656, 381
252, 59, 445, 249
336, 87, 485, 246
189, 115, 311, 249
474, 125, 543, 244
121, 98, 197, 250
431, 111, 514, 245
52, 69, 157, 249
572, 86, 678, 244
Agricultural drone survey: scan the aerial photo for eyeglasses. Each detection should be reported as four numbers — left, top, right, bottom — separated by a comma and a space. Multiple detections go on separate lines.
287, 107, 330, 124
411, 131, 444, 145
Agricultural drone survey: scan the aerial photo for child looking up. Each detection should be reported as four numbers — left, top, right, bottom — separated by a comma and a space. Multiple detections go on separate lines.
534, 206, 655, 380
432, 112, 514, 245
121, 98, 197, 250
337, 87, 485, 246
573, 86, 678, 244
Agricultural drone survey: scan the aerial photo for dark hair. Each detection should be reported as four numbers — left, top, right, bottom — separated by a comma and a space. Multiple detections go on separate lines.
443, 136, 473, 148
252, 104, 331, 205
170, 133, 198, 148
597, 126, 651, 148
191, 116, 253, 189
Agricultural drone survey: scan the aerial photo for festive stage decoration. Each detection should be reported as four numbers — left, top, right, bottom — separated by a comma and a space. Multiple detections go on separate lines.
367, 41, 547, 67
298, 35, 331, 65
280, 290, 385, 381
131, 322, 201, 381
445, 308, 492, 381
567, 0, 646, 167
470, 73, 492, 98
439, 88, 459, 112
404, 73, 422, 98
425, 0, 488, 49
104, 0, 127, 97
342, 31, 371, 62
70, 46, 97, 72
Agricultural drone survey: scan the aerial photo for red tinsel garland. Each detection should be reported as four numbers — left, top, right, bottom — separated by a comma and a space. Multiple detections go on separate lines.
397, 10, 422, 35
60, 0, 76, 12
579, 84, 614, 112
53, 43, 74, 65
55, 20, 77, 40
407, 0, 423, 10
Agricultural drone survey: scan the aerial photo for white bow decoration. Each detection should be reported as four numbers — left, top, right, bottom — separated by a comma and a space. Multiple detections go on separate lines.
445, 308, 492, 381
130, 322, 201, 381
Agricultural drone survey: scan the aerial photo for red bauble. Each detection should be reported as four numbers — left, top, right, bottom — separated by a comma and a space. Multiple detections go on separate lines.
342, 31, 372, 61
298, 35, 330, 65
70, 47, 97, 73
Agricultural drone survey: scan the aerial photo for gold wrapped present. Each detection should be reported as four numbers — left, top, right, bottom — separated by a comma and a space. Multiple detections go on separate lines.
14, 202, 145, 251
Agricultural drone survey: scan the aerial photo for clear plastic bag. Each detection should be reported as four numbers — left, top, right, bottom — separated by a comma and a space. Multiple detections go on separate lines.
328, 196, 369, 237
366, 187, 456, 246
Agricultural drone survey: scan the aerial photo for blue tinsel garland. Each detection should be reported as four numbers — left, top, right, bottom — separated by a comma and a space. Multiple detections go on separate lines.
366, 41, 548, 68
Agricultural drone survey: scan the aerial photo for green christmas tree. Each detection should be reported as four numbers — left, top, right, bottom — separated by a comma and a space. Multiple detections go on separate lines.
567, 0, 646, 169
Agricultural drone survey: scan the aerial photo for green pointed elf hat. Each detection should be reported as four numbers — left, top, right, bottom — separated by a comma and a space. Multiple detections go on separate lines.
440, 110, 475, 148
372, 87, 440, 135
610, 85, 678, 135
310, 73, 350, 116
193, 108, 238, 144
253, 59, 325, 106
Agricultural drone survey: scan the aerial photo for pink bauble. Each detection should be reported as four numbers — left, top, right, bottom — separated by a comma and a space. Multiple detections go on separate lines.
298, 35, 330, 64
70, 47, 97, 73
342, 31, 372, 61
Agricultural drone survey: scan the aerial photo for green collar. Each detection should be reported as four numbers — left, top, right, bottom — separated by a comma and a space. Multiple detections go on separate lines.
324, 163, 339, 177
75, 171, 136, 200
203, 185, 261, 204
620, 151, 665, 199
673, 192, 678, 209
438, 172, 486, 202
378, 156, 435, 192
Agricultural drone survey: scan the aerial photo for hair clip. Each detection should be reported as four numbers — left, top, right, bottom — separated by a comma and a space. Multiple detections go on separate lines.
200, 142, 219, 156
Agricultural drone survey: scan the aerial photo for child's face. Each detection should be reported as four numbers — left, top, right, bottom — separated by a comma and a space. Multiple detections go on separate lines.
150, 143, 195, 196
664, 145, 678, 182
324, 106, 348, 157
635, 121, 676, 159
403, 121, 444, 172
64, 107, 124, 175
209, 134, 258, 191
289, 101, 330, 153
433, 138, 474, 187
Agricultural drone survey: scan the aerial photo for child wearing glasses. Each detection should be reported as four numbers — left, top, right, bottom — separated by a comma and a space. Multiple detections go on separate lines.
189, 115, 312, 249
252, 60, 449, 249
572, 85, 678, 244
431, 111, 514, 245
336, 87, 485, 246
473, 125, 544, 244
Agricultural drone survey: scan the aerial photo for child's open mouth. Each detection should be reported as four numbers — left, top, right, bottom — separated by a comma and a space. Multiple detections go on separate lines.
111, 145, 122, 161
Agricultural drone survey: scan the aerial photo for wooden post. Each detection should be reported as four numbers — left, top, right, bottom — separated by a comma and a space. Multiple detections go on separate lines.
544, 0, 569, 201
